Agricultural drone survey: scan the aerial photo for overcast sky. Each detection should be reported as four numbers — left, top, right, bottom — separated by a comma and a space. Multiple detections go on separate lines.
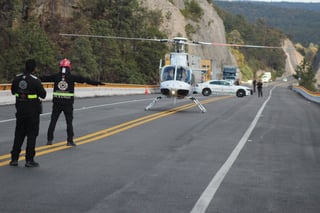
220, 0, 320, 2
265, 0, 320, 2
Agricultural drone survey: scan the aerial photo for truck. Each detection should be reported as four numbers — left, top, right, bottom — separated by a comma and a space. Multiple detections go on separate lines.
222, 66, 240, 84
261, 72, 271, 83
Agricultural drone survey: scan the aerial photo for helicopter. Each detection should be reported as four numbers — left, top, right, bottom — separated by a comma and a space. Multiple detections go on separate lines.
59, 33, 285, 113
143, 37, 208, 113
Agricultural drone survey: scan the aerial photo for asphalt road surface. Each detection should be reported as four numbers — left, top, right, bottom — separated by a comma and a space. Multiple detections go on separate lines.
0, 82, 319, 213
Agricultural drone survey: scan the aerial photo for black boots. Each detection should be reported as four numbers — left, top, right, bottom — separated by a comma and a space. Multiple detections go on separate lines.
66, 141, 76, 146
9, 160, 39, 167
25, 161, 39, 167
9, 160, 18, 166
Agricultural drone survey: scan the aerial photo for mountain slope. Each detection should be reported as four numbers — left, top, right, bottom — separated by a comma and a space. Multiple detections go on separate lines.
214, 1, 320, 46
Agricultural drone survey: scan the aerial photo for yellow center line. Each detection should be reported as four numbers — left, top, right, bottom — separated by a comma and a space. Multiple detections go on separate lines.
0, 96, 231, 167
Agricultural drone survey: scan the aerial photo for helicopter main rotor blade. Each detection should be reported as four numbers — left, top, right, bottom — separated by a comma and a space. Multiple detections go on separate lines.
59, 33, 169, 43
60, 33, 291, 49
193, 41, 284, 49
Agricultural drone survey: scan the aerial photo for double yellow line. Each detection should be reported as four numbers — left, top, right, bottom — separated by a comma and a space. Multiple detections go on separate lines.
0, 96, 230, 167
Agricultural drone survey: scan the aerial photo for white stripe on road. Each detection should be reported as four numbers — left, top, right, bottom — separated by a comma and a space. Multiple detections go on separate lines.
191, 87, 276, 213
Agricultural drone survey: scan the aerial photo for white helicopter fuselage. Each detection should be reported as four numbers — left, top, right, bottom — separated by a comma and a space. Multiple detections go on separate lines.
159, 65, 193, 99
160, 80, 192, 98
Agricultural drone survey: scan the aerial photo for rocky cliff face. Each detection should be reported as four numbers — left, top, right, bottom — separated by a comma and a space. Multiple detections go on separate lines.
140, 0, 236, 70
28, 0, 235, 72
31, 0, 79, 18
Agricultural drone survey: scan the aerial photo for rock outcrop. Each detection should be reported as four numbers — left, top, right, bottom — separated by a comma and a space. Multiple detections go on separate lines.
140, 0, 236, 71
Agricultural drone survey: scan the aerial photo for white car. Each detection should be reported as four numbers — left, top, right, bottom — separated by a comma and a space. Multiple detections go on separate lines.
194, 80, 252, 97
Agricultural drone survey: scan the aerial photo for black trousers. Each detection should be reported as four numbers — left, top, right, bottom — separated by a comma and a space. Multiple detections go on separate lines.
258, 88, 263, 97
11, 113, 40, 161
47, 103, 74, 142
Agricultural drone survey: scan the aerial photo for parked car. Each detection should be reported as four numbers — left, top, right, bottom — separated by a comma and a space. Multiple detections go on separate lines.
194, 80, 252, 97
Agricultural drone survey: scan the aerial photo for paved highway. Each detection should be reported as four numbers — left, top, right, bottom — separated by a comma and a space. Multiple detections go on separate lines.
0, 82, 319, 213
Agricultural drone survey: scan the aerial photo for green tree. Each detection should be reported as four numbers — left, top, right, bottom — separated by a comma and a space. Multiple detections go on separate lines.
70, 37, 99, 80
180, 0, 204, 22
227, 30, 244, 45
4, 20, 57, 77
293, 59, 316, 91
304, 43, 318, 63
0, 0, 168, 84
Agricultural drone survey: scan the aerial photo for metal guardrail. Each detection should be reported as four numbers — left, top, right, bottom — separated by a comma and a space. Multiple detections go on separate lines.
0, 83, 159, 90
0, 84, 11, 90
0, 83, 160, 106
292, 86, 320, 104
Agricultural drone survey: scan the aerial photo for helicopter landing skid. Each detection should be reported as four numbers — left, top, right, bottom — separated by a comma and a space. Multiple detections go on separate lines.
145, 96, 162, 111
145, 96, 206, 113
188, 96, 207, 113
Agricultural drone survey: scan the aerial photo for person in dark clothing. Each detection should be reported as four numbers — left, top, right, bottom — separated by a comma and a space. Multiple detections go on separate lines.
257, 80, 263, 97
252, 79, 257, 93
40, 58, 104, 146
10, 59, 47, 167
235, 79, 240, 85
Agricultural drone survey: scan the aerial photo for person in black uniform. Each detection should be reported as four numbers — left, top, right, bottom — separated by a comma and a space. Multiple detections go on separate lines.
40, 58, 104, 146
257, 80, 263, 98
252, 79, 257, 93
10, 59, 47, 167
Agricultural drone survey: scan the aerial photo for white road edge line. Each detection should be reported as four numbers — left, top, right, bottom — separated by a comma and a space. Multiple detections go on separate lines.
191, 87, 276, 213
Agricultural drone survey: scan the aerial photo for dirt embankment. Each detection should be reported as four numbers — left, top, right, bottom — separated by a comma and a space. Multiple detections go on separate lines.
282, 39, 303, 76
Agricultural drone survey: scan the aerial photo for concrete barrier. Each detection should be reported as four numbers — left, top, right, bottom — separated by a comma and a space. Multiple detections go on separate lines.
0, 83, 159, 105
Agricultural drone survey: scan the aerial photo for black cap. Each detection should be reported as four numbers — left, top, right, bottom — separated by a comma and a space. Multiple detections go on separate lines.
25, 59, 36, 73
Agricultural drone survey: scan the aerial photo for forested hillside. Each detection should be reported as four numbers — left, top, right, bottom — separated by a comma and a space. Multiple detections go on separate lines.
0, 0, 168, 84
267, 2, 320, 12
0, 0, 289, 84
214, 1, 320, 46
213, 3, 287, 79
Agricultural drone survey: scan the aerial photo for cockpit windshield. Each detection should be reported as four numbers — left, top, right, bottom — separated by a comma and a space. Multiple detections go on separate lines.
161, 66, 191, 83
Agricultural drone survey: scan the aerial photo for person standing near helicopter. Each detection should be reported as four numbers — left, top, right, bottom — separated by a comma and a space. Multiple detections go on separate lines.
10, 59, 46, 167
40, 58, 104, 146
257, 79, 263, 97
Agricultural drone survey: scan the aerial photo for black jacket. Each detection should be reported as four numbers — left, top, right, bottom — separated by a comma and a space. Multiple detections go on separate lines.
40, 69, 101, 104
11, 72, 47, 114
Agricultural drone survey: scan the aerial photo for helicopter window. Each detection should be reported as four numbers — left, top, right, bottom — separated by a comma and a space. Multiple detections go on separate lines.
163, 67, 175, 81
176, 67, 190, 82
